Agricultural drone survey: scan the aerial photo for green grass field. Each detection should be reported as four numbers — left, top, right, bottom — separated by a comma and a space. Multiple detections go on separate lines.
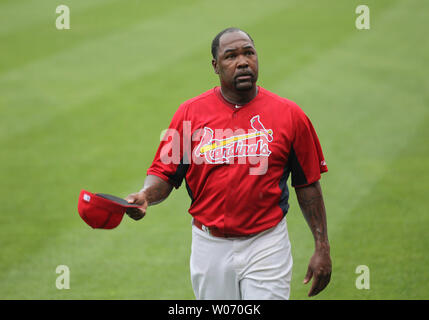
1, 0, 428, 300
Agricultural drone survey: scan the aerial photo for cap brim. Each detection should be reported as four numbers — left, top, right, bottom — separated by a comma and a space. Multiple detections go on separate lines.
95, 193, 142, 208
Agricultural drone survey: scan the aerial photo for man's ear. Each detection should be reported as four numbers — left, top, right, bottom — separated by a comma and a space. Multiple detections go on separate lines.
212, 58, 219, 74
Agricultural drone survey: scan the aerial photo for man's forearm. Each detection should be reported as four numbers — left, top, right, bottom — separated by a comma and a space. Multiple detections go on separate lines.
295, 181, 329, 250
140, 174, 173, 206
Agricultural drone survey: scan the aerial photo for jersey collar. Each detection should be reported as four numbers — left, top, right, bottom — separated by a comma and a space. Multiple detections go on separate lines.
214, 86, 261, 111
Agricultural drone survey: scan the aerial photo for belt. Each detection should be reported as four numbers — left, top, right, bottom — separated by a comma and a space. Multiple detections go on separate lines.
193, 219, 253, 238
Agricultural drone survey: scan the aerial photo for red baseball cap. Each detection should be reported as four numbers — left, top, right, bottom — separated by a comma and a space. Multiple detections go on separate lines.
77, 189, 142, 229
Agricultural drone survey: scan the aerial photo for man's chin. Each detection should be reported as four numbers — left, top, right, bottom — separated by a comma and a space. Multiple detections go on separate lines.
234, 81, 255, 91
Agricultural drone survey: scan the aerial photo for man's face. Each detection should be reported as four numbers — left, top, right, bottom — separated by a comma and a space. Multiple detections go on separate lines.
213, 31, 259, 92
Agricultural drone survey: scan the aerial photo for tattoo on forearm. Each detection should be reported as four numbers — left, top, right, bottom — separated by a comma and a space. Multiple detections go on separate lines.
145, 184, 170, 205
296, 182, 329, 245
142, 175, 173, 206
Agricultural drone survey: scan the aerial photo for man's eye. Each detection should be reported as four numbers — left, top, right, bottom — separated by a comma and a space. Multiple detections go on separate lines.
245, 51, 254, 55
226, 54, 235, 59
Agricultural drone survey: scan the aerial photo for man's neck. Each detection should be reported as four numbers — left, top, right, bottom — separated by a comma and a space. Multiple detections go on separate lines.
220, 86, 258, 106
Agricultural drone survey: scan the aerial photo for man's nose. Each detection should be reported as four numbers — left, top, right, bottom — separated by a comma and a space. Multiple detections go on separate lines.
237, 54, 249, 68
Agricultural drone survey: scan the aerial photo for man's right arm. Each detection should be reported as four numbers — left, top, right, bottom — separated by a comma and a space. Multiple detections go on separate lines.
125, 174, 173, 220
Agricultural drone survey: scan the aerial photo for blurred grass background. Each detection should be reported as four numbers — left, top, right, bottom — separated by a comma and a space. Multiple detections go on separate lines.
0, 0, 428, 299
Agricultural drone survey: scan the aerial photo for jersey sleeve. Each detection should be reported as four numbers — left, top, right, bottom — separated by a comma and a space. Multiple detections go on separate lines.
146, 103, 190, 189
287, 105, 328, 188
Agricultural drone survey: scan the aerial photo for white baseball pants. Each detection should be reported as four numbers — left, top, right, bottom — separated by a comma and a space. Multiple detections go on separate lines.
190, 218, 293, 300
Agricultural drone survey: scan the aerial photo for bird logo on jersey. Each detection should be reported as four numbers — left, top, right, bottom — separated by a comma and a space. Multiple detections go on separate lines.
194, 115, 273, 164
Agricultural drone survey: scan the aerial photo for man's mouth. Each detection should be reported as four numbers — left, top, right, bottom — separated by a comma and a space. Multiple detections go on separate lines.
235, 73, 253, 81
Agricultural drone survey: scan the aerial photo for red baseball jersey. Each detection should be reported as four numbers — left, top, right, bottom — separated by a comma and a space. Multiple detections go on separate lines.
147, 86, 328, 235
